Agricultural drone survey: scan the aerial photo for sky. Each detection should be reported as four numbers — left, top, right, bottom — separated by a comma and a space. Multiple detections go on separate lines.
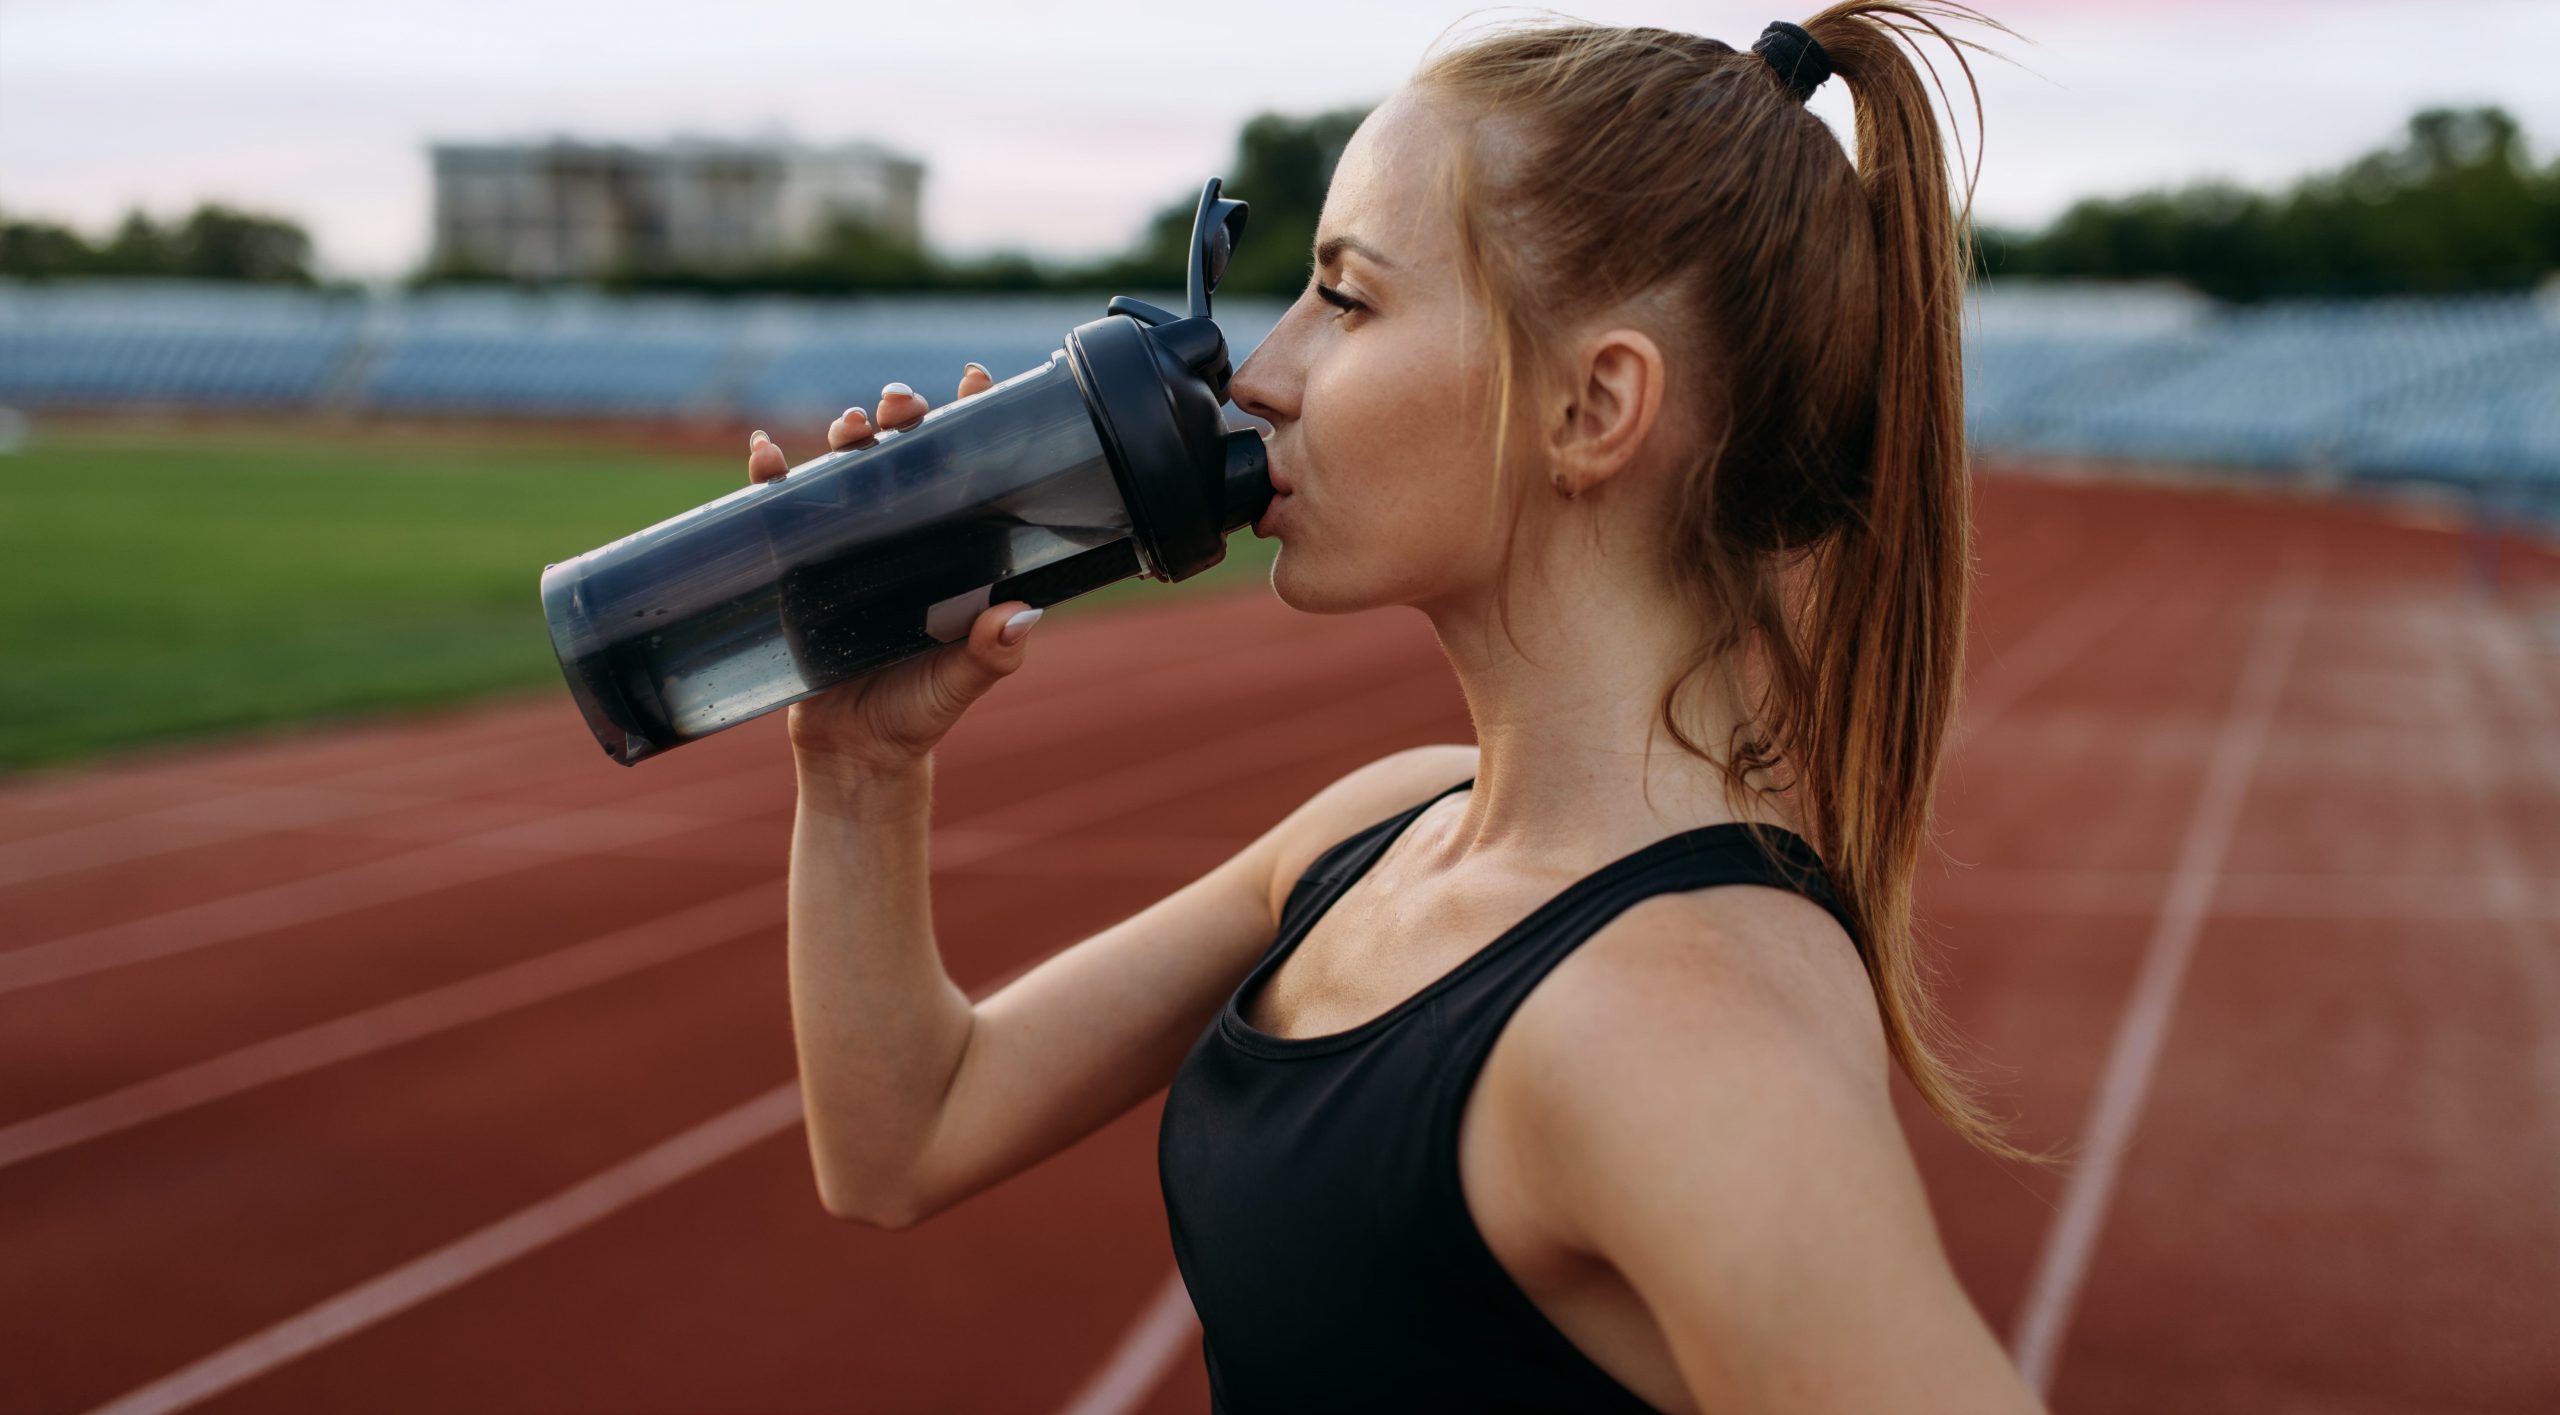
6, 0, 2559, 282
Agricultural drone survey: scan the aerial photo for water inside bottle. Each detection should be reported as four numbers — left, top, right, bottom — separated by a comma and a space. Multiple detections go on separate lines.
550, 355, 1138, 754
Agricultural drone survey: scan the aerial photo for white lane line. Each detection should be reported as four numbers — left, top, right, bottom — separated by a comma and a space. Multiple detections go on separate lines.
0, 606, 1350, 890
2440, 605, 2560, 1140
1048, 1268, 1201, 1415
79, 1081, 810, 1415
1927, 866, 2560, 921
0, 788, 767, 996
0, 787, 430, 889
2007, 564, 2320, 1396
0, 887, 783, 1170
73, 938, 1059, 1415
3, 673, 1457, 1172
2465, 606, 2560, 789
0, 626, 1432, 995
0, 728, 578, 877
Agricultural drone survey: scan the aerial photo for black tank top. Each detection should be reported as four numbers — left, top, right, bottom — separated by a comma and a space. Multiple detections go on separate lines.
1157, 777, 1859, 1414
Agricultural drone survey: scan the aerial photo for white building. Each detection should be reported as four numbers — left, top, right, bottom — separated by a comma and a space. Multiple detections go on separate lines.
429, 136, 924, 281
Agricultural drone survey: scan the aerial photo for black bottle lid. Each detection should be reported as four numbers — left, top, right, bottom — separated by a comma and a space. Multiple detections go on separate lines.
1066, 178, 1273, 582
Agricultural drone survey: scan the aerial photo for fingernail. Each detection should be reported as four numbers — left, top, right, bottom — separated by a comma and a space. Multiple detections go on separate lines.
965, 362, 991, 379
883, 381, 914, 398
750, 429, 768, 444
841, 406, 862, 423
998, 607, 1043, 646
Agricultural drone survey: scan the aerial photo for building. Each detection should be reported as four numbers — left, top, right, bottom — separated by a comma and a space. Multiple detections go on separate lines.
428, 136, 925, 281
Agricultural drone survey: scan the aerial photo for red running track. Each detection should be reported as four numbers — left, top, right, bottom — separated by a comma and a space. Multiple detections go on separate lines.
3, 471, 2556, 1414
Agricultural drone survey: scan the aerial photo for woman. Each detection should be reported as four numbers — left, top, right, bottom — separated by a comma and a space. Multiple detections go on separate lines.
745, 4, 2048, 1410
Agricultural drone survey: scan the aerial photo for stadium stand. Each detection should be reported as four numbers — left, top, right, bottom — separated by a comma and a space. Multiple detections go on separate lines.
356, 288, 744, 417
1, 276, 2551, 513
0, 280, 365, 409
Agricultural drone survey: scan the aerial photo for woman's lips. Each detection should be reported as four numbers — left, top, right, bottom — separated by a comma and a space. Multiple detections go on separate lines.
1255, 449, 1295, 538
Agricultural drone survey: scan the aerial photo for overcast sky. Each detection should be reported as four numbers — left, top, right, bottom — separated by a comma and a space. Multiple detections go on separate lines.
6, 0, 2558, 282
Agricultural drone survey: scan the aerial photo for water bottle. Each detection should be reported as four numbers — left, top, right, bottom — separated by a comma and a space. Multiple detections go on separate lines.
539, 178, 1272, 766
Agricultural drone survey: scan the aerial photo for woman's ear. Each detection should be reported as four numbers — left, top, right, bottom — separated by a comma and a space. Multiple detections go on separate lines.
1548, 326, 1667, 498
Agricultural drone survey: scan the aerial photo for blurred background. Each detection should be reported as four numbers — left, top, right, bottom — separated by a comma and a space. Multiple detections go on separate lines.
3, 2, 2555, 1412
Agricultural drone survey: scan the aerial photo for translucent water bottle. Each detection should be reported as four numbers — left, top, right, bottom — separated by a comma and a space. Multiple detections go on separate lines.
540, 179, 1271, 766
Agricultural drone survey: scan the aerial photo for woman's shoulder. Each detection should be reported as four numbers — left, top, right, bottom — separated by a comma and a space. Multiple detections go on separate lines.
1473, 881, 1915, 1275
1483, 876, 1895, 1178
1548, 881, 1887, 1095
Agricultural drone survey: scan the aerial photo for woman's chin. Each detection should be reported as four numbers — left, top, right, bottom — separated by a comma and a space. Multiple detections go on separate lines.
1268, 559, 1320, 613
1269, 555, 1393, 617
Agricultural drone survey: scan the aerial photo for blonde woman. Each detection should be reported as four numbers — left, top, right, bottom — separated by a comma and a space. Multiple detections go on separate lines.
746, 4, 2048, 1409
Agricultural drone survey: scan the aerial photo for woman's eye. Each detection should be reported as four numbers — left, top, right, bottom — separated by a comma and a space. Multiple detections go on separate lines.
1315, 284, 1367, 320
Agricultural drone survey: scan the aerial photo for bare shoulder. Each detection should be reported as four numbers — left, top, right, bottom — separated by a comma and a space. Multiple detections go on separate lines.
1574, 883, 1888, 1090
1487, 881, 1904, 1241
1256, 743, 1478, 922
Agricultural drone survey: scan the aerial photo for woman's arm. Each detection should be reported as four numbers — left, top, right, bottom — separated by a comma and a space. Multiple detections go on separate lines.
796, 742, 1479, 1229
1489, 890, 2049, 1414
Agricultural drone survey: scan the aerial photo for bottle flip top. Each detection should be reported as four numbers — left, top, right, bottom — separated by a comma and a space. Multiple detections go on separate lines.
538, 178, 1273, 766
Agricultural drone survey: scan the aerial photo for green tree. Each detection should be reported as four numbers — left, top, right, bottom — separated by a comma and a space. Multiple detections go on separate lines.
1091, 104, 1373, 298
0, 202, 315, 283
0, 216, 94, 278
94, 211, 177, 275
1977, 106, 2557, 300
171, 204, 317, 283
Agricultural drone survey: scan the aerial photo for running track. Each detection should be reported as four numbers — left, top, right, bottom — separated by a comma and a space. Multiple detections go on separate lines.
4, 471, 2556, 1414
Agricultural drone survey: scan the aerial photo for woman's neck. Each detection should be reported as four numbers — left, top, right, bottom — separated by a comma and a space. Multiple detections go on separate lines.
1416, 568, 1793, 868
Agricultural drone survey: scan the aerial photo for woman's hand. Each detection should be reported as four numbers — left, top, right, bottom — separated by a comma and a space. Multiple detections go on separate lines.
746, 361, 1038, 782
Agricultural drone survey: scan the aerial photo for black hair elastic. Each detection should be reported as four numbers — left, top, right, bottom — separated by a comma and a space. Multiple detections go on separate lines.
1752, 20, 1832, 102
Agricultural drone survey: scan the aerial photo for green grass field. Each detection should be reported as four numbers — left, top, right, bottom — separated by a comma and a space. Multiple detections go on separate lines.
0, 422, 1279, 772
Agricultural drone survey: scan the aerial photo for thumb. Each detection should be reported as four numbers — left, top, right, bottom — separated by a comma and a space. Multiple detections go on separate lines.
925, 600, 1041, 718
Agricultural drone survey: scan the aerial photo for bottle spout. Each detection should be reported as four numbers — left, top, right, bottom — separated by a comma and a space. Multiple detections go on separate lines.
1218, 426, 1273, 533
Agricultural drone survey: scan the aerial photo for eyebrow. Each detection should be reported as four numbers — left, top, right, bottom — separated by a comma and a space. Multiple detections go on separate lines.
1315, 234, 1399, 271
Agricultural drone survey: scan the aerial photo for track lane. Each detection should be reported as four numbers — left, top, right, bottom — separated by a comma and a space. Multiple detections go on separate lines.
7, 473, 2558, 1413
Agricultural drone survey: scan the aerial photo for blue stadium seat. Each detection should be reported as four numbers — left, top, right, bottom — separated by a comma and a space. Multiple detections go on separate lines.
0, 280, 363, 407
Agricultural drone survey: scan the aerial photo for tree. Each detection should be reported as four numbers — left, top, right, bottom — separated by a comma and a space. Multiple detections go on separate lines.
0, 202, 316, 283
0, 217, 92, 278
173, 204, 317, 283
1094, 104, 1373, 298
1976, 106, 2558, 299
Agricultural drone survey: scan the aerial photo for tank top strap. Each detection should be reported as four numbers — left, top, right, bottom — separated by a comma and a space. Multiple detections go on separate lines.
1427, 820, 1859, 1077
1280, 774, 1479, 921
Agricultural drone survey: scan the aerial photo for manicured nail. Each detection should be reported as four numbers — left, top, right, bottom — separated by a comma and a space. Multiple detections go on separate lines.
965, 362, 991, 379
841, 406, 862, 423
883, 381, 914, 398
750, 429, 768, 444
998, 607, 1043, 645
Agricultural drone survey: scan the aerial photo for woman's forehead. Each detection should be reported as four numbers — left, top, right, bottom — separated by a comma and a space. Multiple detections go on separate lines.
1322, 92, 1462, 267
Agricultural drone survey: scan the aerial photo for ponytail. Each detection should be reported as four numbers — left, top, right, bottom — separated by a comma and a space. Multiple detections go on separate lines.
1795, 3, 2042, 1162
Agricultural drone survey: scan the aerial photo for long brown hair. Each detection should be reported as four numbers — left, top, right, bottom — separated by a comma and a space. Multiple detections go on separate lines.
1414, 3, 2046, 1162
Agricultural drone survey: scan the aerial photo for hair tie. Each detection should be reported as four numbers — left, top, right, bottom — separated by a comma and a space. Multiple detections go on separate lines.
1752, 20, 1831, 102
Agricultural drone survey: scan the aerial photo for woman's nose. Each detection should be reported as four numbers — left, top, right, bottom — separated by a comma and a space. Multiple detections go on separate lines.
1227, 344, 1292, 427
